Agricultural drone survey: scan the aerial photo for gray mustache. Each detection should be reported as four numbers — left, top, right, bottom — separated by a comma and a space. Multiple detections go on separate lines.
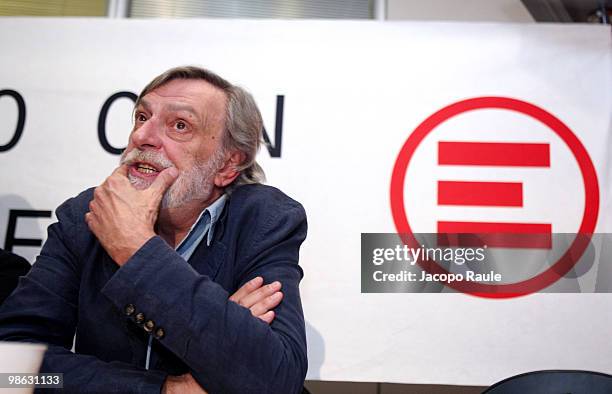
120, 149, 174, 170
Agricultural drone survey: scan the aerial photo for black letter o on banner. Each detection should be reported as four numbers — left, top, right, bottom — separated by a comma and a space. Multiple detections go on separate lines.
98, 91, 137, 155
0, 89, 26, 152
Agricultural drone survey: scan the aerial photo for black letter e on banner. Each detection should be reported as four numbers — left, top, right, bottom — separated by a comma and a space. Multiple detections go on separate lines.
4, 210, 52, 251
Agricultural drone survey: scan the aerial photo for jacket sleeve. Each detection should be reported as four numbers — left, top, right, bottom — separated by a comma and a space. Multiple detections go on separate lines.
0, 197, 167, 393
100, 201, 308, 394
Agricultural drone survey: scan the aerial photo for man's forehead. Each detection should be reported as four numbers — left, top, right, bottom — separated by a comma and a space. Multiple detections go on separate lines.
139, 98, 198, 114
140, 79, 227, 118
148, 79, 226, 102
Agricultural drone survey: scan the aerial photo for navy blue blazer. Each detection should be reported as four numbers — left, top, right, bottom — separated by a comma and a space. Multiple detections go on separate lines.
0, 184, 308, 393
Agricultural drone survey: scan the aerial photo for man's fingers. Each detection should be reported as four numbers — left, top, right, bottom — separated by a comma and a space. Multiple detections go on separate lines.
239, 281, 281, 309
229, 276, 263, 303
103, 165, 130, 191
85, 212, 97, 232
250, 291, 283, 318
184, 373, 208, 394
228, 280, 284, 322
111, 164, 129, 177
166, 373, 208, 394
149, 167, 179, 197
258, 310, 275, 324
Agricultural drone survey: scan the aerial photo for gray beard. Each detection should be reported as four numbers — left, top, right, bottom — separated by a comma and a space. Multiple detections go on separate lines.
120, 148, 225, 209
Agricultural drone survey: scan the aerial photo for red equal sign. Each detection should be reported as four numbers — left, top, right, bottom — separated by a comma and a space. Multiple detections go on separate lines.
438, 141, 550, 167
437, 141, 551, 249
438, 181, 523, 207
437, 221, 552, 249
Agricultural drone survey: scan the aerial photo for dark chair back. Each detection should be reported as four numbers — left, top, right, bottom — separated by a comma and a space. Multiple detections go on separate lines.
0, 249, 31, 304
484, 370, 612, 394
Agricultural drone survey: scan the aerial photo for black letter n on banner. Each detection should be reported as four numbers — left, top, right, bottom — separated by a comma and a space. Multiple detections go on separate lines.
262, 95, 284, 158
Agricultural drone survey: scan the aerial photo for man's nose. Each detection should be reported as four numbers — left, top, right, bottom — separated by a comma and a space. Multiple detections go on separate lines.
130, 118, 163, 149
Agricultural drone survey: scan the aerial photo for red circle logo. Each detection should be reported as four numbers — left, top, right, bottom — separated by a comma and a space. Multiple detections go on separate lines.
390, 97, 599, 298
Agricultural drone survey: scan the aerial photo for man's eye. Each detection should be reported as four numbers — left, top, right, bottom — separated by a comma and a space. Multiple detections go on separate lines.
175, 121, 187, 131
136, 113, 147, 122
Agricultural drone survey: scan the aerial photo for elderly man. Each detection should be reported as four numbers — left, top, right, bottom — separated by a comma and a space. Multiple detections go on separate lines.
0, 66, 308, 393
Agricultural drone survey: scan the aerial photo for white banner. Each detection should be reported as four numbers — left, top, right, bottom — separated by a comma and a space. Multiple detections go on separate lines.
0, 18, 611, 386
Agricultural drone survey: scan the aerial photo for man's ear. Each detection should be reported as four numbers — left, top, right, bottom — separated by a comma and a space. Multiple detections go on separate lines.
214, 150, 245, 188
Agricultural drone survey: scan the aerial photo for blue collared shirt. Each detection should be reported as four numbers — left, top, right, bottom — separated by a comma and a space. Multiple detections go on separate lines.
176, 194, 228, 258
145, 194, 228, 369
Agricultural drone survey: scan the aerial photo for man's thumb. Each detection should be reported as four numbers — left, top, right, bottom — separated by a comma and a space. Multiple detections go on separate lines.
150, 167, 179, 196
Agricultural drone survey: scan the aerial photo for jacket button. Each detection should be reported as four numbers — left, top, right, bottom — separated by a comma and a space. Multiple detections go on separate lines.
135, 312, 145, 324
154, 327, 165, 339
144, 320, 155, 333
124, 304, 135, 316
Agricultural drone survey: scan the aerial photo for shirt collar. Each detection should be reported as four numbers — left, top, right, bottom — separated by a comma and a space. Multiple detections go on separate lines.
175, 194, 228, 257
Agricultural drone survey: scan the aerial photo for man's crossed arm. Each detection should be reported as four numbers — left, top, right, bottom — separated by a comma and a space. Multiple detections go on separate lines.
165, 276, 284, 394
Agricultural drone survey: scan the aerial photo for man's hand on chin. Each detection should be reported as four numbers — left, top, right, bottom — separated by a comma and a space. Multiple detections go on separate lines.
85, 164, 178, 265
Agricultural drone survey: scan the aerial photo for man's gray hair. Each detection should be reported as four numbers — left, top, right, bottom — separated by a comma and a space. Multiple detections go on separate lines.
136, 65, 265, 189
